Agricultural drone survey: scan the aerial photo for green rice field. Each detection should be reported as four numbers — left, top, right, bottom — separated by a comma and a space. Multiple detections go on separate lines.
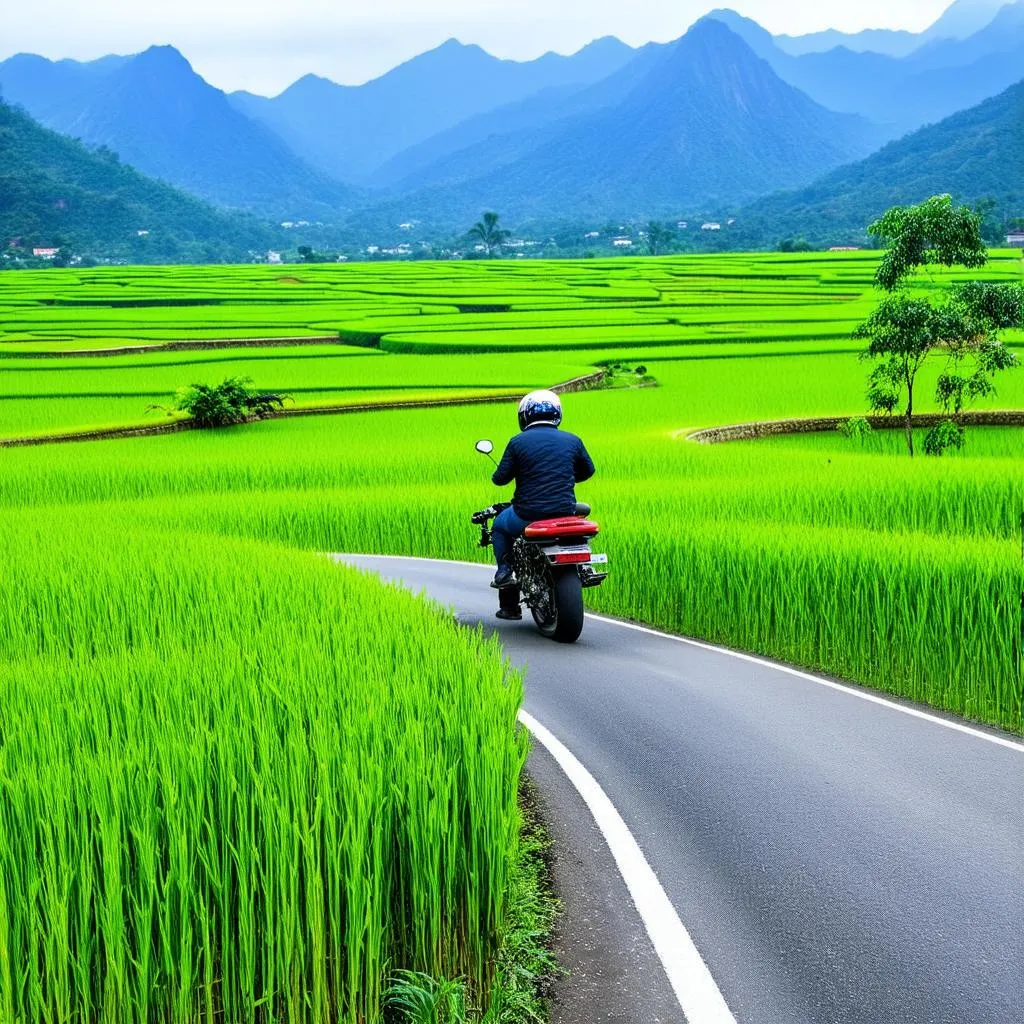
1, 251, 1022, 1022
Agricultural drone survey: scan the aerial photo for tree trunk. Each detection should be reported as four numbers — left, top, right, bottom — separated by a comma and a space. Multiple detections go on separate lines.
905, 384, 914, 457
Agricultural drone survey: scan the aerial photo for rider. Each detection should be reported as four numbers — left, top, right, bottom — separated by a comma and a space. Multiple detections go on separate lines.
490, 390, 595, 596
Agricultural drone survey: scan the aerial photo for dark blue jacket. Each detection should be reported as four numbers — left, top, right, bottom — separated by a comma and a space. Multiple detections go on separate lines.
492, 424, 595, 520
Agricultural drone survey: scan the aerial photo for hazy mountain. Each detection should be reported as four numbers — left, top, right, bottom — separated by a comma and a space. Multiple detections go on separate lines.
918, 0, 1018, 42
374, 42, 671, 192
706, 5, 1024, 134
369, 20, 886, 227
0, 46, 355, 216
773, 0, 1016, 55
231, 36, 636, 185
774, 27, 921, 58
737, 77, 1024, 243
0, 99, 273, 261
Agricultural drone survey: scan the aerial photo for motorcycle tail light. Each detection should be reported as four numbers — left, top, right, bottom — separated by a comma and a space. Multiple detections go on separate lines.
550, 551, 592, 564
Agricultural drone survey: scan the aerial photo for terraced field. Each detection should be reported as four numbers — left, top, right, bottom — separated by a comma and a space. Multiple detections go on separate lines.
1, 251, 1022, 1022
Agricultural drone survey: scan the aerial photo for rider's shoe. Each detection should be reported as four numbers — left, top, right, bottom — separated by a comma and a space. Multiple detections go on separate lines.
491, 565, 516, 589
496, 607, 523, 621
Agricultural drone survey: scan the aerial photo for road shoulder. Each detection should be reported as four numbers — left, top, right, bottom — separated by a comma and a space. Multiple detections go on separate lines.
527, 743, 684, 1024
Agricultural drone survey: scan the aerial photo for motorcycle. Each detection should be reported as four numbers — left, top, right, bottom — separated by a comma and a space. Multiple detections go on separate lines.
471, 439, 608, 643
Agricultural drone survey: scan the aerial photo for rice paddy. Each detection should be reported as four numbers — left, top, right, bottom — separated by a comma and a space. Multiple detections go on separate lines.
1, 250, 1022, 1022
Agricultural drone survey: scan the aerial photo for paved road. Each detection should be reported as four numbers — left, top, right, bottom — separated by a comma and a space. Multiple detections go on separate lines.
339, 556, 1024, 1024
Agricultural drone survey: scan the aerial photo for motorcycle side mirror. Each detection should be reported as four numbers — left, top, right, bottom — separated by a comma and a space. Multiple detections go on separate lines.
475, 439, 494, 455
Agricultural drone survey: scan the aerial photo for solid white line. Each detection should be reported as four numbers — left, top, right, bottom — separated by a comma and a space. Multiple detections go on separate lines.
519, 708, 736, 1024
338, 554, 1024, 754
583, 612, 1024, 754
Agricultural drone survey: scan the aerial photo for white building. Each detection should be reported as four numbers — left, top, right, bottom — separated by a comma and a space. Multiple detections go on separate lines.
677, 221, 688, 230
32, 247, 59, 258
1007, 232, 1024, 246
585, 231, 600, 238
701, 223, 722, 232
266, 251, 283, 264
136, 229, 150, 237
612, 238, 634, 248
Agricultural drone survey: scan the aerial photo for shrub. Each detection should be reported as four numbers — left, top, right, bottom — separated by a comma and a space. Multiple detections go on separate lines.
839, 417, 873, 443
173, 376, 288, 427
923, 419, 967, 456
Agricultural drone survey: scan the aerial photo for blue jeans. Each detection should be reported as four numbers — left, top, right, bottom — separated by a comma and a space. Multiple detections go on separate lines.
492, 506, 530, 568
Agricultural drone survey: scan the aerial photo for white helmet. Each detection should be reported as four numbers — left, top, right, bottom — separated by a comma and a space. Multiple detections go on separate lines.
518, 389, 563, 431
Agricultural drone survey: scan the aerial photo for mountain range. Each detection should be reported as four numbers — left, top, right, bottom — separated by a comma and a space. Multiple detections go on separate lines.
735, 77, 1024, 244
1, 0, 1021, 253
0, 99, 272, 261
362, 20, 886, 226
229, 37, 636, 185
772, 0, 1009, 55
709, 3, 1024, 134
0, 46, 355, 217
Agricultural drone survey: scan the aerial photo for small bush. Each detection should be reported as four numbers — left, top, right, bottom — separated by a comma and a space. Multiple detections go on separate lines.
173, 376, 289, 428
839, 417, 873, 443
923, 419, 966, 456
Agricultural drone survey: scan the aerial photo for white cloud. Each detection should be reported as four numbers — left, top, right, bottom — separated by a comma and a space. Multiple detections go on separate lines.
0, 0, 952, 94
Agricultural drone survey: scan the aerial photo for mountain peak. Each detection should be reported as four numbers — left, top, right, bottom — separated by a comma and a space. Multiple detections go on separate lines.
134, 44, 191, 69
699, 8, 779, 59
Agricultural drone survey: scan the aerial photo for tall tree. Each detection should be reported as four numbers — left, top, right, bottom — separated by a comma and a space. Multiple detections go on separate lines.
855, 195, 1021, 456
644, 221, 676, 256
467, 212, 511, 257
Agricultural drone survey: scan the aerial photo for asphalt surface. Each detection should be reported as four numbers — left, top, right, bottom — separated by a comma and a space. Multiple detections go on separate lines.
339, 555, 1024, 1024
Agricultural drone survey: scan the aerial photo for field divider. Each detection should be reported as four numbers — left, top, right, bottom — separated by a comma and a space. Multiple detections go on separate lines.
686, 410, 1024, 444
0, 371, 607, 448
0, 335, 343, 359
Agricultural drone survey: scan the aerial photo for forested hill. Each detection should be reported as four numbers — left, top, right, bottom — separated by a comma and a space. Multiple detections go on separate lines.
736, 77, 1024, 247
0, 100, 275, 263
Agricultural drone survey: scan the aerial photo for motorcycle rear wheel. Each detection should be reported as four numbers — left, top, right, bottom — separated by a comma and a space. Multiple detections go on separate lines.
532, 569, 585, 643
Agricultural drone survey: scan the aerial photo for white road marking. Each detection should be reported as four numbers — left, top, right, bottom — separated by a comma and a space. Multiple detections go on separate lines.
519, 708, 737, 1023
337, 554, 1024, 754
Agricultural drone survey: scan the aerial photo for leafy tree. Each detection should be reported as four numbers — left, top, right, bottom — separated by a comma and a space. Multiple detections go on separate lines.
868, 194, 987, 292
645, 221, 676, 256
297, 245, 319, 263
855, 196, 1021, 455
777, 237, 813, 253
162, 377, 289, 428
467, 212, 511, 257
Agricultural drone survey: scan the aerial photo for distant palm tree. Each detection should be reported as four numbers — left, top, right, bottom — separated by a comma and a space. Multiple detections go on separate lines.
468, 211, 511, 257
645, 221, 676, 256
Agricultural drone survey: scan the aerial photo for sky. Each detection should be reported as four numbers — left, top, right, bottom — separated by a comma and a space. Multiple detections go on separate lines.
0, 0, 957, 95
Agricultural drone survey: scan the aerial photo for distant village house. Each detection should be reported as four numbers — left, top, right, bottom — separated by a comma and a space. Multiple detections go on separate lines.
33, 247, 60, 259
1007, 232, 1024, 246
266, 251, 283, 264
701, 223, 721, 232
612, 237, 633, 248
829, 246, 861, 252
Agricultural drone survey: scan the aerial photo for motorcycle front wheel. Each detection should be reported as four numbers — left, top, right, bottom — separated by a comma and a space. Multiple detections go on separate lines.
532, 568, 585, 643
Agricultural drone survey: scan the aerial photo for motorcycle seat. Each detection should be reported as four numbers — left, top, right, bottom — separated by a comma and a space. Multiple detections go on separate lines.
524, 517, 599, 540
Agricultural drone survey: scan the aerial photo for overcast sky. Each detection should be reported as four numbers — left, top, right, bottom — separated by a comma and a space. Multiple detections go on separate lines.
0, 0, 955, 95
